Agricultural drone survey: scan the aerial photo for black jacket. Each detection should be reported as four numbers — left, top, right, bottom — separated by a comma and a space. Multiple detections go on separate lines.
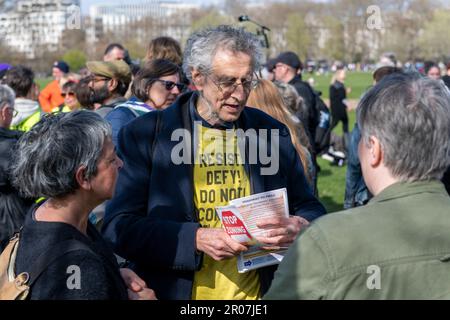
289, 75, 317, 141
15, 207, 128, 300
103, 91, 326, 300
443, 166, 450, 195
0, 128, 33, 246
329, 81, 347, 118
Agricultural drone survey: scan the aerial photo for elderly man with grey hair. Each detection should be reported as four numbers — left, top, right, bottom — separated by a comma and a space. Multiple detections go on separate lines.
103, 25, 325, 300
264, 72, 450, 300
0, 84, 33, 249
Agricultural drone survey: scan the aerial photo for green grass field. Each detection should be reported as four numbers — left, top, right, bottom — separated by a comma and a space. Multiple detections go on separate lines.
306, 71, 373, 100
313, 71, 368, 213
36, 78, 52, 90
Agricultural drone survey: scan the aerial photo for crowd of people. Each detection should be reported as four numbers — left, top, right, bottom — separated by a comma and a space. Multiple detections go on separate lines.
0, 24, 449, 300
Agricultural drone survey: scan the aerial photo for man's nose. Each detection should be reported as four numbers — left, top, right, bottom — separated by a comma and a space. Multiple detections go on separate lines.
231, 83, 247, 101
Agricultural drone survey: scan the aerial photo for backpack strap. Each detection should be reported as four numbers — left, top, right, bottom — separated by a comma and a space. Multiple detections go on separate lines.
24, 239, 95, 287
2, 235, 20, 282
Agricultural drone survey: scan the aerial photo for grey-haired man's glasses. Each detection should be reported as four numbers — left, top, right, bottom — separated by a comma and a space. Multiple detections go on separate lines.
206, 73, 259, 94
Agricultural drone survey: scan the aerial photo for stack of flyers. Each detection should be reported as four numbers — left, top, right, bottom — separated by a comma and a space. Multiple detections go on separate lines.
216, 188, 290, 273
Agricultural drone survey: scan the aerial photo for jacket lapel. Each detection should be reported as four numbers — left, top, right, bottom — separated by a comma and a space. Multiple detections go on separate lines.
238, 109, 266, 195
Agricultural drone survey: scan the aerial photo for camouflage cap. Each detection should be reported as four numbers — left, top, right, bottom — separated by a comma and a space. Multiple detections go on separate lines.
86, 60, 132, 84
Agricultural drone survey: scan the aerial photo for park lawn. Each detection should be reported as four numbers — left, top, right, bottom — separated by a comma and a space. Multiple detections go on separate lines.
316, 157, 347, 213
36, 78, 52, 90
311, 72, 372, 213
306, 71, 373, 100
316, 109, 358, 213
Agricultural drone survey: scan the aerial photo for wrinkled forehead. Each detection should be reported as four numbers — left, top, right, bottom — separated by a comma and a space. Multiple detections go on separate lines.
209, 49, 254, 78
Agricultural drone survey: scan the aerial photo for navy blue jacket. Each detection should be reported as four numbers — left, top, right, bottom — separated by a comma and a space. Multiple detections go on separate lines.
102, 91, 326, 300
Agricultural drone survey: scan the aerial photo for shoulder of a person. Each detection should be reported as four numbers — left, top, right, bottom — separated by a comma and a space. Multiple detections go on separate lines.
106, 106, 136, 120
45, 80, 59, 89
297, 80, 316, 96
34, 245, 106, 286
118, 109, 161, 146
303, 204, 381, 251
17, 233, 104, 277
30, 249, 112, 300
51, 245, 103, 264
242, 107, 290, 135
123, 107, 158, 128
0, 128, 22, 140
333, 81, 344, 89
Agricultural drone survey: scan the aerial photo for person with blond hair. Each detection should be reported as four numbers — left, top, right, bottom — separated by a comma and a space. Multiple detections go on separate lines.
247, 79, 315, 191
144, 36, 183, 66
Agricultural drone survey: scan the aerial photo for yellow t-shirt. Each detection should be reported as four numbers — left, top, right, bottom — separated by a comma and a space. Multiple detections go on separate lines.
191, 124, 260, 300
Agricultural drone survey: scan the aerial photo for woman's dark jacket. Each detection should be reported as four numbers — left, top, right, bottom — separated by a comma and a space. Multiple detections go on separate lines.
0, 128, 33, 248
15, 207, 128, 300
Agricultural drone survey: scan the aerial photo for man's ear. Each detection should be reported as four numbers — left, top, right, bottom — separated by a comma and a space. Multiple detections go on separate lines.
368, 136, 383, 167
191, 68, 205, 91
75, 166, 91, 191
0, 104, 9, 122
108, 78, 118, 92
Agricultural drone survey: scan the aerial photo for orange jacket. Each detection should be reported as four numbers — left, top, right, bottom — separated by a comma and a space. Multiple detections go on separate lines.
38, 80, 64, 113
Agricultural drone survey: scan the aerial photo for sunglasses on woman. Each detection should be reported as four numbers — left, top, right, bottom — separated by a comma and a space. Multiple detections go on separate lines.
61, 92, 75, 98
152, 79, 186, 92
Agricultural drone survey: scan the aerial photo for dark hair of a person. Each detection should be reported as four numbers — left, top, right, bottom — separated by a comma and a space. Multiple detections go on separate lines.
424, 61, 439, 75
2, 66, 34, 98
114, 80, 130, 97
104, 43, 125, 56
373, 66, 402, 83
75, 77, 94, 110
132, 59, 181, 102
62, 81, 77, 92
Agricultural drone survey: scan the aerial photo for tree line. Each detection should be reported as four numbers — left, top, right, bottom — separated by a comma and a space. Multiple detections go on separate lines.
0, 0, 448, 74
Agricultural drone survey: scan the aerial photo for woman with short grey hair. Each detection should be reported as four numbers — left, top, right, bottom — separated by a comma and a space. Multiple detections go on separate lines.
8, 110, 156, 300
